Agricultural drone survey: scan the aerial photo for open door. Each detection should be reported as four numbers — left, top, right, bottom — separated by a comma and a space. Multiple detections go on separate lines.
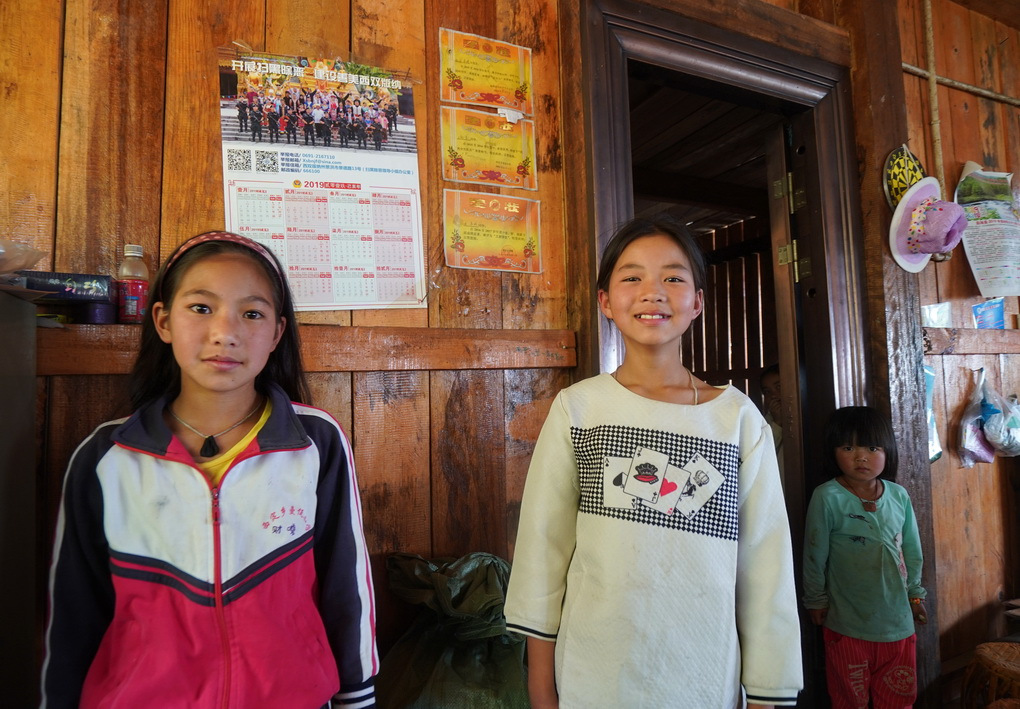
765, 124, 806, 538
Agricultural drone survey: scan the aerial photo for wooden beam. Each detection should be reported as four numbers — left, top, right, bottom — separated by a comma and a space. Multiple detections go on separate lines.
610, 0, 851, 68
632, 168, 769, 215
37, 324, 577, 375
834, 0, 941, 704
923, 328, 1020, 356
952, 0, 1020, 30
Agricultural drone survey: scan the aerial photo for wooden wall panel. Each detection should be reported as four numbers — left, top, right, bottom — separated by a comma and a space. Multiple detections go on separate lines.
951, 0, 1020, 29
501, 0, 568, 331
55, 0, 168, 275
352, 371, 431, 555
638, 0, 849, 67
269, 0, 357, 328
352, 370, 431, 652
1000, 23, 1020, 181
929, 356, 1016, 660
0, 0, 63, 265
429, 370, 507, 558
999, 352, 1020, 604
970, 12, 1007, 167
349, 0, 430, 330
900, 0, 1020, 676
556, 0, 601, 378
426, 0, 502, 330
159, 0, 267, 254
503, 368, 569, 556
912, 1, 1020, 325
42, 376, 132, 545
796, 0, 836, 25
933, 2, 981, 329
266, 0, 350, 57
307, 371, 354, 435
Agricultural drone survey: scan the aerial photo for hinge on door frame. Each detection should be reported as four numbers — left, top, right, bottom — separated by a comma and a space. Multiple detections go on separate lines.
787, 172, 795, 214
792, 238, 800, 283
777, 240, 801, 283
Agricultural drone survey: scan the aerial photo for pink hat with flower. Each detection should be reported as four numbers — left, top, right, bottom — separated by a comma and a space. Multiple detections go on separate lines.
889, 176, 967, 272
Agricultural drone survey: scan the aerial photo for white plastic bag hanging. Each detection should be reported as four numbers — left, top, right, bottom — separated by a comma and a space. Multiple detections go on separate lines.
983, 389, 1020, 457
959, 368, 996, 467
924, 365, 942, 463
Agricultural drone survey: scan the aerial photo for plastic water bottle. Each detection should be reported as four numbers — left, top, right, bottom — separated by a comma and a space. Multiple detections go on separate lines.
117, 244, 149, 324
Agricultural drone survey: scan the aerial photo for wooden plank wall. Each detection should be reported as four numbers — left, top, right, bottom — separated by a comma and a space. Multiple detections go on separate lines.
899, 0, 1020, 672
4, 0, 574, 681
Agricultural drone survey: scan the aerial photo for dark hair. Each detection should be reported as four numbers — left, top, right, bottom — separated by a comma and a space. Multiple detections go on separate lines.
760, 363, 780, 381
822, 406, 899, 479
596, 215, 707, 293
129, 232, 310, 409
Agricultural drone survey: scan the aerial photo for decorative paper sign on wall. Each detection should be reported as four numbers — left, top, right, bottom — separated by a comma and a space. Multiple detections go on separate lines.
440, 106, 537, 190
443, 189, 541, 274
439, 28, 533, 114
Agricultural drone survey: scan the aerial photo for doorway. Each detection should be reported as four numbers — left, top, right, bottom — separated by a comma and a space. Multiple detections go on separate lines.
582, 1, 869, 705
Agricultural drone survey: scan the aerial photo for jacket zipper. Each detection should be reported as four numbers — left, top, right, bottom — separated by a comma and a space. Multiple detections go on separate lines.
212, 487, 232, 708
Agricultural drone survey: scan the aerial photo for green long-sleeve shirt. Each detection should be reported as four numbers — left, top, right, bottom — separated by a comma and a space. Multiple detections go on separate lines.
803, 478, 925, 642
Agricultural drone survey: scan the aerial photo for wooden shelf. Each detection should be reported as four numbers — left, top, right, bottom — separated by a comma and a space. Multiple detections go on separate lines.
923, 327, 1020, 356
37, 324, 577, 375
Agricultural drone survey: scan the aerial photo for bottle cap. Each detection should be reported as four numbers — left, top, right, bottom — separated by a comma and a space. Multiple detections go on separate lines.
124, 244, 144, 258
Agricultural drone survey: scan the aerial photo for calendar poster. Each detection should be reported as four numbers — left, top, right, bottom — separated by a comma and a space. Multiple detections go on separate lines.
443, 189, 541, 273
218, 48, 426, 309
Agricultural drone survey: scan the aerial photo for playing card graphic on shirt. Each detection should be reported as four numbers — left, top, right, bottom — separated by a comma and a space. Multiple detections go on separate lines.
602, 456, 637, 510
642, 463, 686, 515
673, 452, 725, 519
622, 447, 669, 503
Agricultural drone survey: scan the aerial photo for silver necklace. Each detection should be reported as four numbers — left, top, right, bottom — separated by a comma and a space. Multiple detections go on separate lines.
842, 478, 881, 512
612, 367, 699, 404
168, 399, 262, 457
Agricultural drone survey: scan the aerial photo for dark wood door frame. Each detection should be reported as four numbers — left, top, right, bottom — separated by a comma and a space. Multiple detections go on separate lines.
582, 0, 867, 402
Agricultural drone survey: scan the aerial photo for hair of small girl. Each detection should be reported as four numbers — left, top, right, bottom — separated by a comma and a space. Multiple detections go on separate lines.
129, 232, 310, 410
760, 362, 780, 385
821, 405, 899, 480
596, 215, 707, 294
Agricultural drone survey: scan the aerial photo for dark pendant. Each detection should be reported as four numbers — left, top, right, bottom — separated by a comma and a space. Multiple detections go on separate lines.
200, 436, 220, 458
862, 501, 877, 512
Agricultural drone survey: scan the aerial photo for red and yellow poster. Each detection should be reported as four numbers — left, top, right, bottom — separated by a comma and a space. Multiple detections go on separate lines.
441, 106, 536, 190
439, 28, 533, 114
443, 189, 541, 273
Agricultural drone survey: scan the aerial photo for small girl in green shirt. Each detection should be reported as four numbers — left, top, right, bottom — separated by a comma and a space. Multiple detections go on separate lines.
803, 406, 927, 709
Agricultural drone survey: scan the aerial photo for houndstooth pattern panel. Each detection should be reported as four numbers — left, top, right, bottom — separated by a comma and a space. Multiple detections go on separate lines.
571, 424, 740, 540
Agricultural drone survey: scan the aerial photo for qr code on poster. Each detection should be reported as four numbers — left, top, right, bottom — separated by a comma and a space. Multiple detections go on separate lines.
255, 151, 279, 173
226, 149, 251, 172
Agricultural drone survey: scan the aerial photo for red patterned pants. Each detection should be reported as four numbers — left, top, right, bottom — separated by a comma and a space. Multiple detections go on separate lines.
823, 627, 917, 708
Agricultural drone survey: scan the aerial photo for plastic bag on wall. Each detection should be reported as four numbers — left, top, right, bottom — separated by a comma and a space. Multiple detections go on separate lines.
959, 368, 996, 467
924, 365, 942, 463
983, 388, 1020, 457
0, 239, 45, 275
